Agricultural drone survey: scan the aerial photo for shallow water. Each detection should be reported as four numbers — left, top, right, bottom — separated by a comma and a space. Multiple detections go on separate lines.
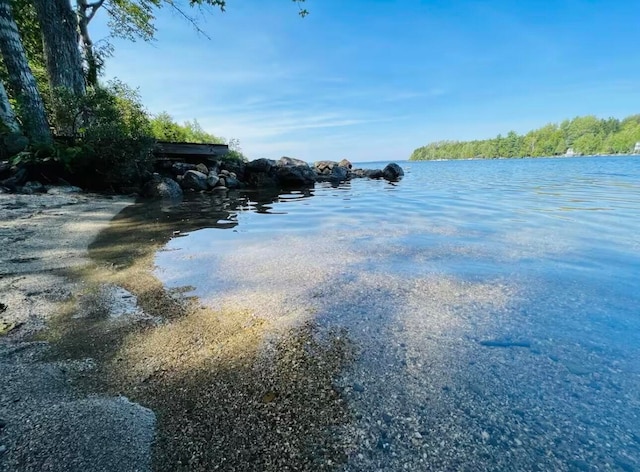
155, 156, 640, 471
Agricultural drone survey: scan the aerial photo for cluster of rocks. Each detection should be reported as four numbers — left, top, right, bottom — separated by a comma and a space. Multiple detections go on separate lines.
0, 164, 82, 195
0, 152, 404, 198
144, 157, 404, 199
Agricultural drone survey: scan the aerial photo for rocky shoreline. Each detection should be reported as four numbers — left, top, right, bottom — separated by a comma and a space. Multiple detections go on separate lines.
0, 157, 405, 471
144, 157, 405, 199
1, 154, 404, 198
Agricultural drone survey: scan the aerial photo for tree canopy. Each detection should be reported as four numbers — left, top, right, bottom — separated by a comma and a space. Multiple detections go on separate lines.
410, 114, 640, 161
0, 0, 307, 141
149, 111, 224, 143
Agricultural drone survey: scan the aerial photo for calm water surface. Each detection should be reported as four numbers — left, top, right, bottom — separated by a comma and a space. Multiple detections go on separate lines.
155, 157, 640, 471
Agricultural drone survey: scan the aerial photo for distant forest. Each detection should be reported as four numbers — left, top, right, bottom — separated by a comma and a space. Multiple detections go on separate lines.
410, 114, 640, 160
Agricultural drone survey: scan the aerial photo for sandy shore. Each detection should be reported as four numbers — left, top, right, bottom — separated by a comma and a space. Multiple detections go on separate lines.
0, 193, 353, 472
0, 192, 156, 472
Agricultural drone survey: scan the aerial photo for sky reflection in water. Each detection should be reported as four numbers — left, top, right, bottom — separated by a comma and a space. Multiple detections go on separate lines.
154, 157, 640, 471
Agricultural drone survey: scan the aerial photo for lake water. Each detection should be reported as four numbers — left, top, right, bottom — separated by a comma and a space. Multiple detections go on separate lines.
155, 156, 640, 471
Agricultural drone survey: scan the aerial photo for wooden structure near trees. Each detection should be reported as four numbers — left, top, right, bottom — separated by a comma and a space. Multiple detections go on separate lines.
153, 141, 229, 163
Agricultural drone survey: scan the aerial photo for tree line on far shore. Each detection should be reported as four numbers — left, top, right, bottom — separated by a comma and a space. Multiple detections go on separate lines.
410, 114, 640, 161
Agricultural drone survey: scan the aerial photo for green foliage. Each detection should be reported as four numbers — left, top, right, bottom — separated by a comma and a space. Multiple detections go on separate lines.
149, 116, 248, 161
224, 138, 247, 162
41, 80, 155, 187
224, 149, 246, 161
149, 112, 224, 144
10, 141, 86, 169
410, 114, 640, 160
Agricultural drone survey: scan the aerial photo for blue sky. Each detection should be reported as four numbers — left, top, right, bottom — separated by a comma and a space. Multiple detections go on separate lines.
93, 0, 640, 162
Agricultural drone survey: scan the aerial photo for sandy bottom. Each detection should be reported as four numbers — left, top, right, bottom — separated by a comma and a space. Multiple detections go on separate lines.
156, 224, 640, 471
2, 193, 638, 472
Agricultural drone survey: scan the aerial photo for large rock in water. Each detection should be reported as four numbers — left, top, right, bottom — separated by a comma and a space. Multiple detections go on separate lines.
278, 156, 309, 167
245, 158, 277, 188
225, 175, 242, 189
181, 170, 208, 191
364, 169, 384, 179
330, 165, 349, 182
206, 174, 220, 189
276, 164, 317, 186
314, 160, 337, 174
220, 160, 246, 181
338, 158, 352, 169
142, 175, 183, 199
246, 158, 275, 174
382, 163, 404, 181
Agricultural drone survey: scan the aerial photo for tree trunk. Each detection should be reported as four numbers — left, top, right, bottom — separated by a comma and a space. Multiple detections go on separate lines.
32, 0, 85, 96
0, 79, 20, 133
0, 0, 50, 143
76, 0, 99, 87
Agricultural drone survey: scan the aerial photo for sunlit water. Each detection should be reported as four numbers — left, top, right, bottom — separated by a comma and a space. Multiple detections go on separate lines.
155, 157, 640, 471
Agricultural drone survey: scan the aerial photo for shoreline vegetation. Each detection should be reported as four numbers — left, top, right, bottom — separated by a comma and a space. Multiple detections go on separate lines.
410, 113, 640, 161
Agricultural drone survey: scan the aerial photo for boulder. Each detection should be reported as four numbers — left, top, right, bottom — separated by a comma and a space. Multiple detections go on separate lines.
245, 172, 278, 188
276, 165, 316, 187
330, 165, 349, 182
225, 176, 241, 189
244, 158, 278, 188
171, 162, 197, 176
246, 158, 275, 174
21, 181, 45, 194
142, 175, 183, 199
220, 160, 246, 180
382, 163, 404, 181
278, 156, 308, 167
365, 169, 384, 179
195, 163, 209, 174
314, 160, 337, 173
181, 170, 208, 191
205, 161, 220, 176
338, 159, 353, 169
206, 174, 220, 188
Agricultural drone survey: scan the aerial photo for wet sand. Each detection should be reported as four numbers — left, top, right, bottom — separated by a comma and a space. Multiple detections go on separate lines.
0, 192, 156, 472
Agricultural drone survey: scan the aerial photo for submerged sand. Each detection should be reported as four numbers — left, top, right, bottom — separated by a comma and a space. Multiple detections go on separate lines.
3, 190, 638, 472
1, 195, 356, 472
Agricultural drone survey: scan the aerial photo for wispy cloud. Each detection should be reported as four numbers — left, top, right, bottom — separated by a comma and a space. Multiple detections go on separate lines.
94, 0, 640, 161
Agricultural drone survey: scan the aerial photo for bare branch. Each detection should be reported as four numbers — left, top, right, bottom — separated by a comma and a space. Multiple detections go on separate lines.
164, 0, 211, 40
86, 0, 105, 23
